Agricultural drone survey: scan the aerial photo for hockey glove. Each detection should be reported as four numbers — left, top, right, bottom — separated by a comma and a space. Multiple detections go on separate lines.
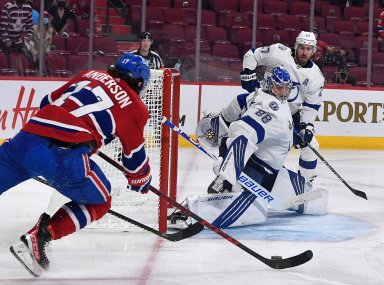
300, 123, 315, 146
195, 111, 229, 149
240, 68, 260, 93
126, 165, 152, 194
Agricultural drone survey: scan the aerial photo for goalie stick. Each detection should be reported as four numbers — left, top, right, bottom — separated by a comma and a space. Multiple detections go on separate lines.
97, 150, 314, 269
293, 128, 368, 200
162, 117, 323, 211
33, 176, 203, 242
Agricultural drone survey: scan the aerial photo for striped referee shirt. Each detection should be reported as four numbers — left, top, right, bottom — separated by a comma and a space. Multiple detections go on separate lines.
1, 1, 33, 44
130, 49, 164, 70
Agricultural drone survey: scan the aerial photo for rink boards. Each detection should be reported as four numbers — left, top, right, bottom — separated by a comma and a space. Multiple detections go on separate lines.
0, 77, 383, 149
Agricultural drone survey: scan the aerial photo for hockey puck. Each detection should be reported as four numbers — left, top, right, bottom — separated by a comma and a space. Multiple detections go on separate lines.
271, 256, 283, 260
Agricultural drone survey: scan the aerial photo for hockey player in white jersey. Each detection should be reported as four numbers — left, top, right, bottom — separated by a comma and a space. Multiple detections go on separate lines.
241, 31, 324, 182
168, 67, 327, 228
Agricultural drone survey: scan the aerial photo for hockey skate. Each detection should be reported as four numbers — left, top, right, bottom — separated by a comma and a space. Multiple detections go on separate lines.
167, 199, 192, 229
10, 213, 52, 277
167, 210, 189, 225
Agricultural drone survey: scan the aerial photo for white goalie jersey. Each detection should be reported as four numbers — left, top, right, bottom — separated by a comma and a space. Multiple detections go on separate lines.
243, 44, 324, 126
221, 89, 293, 175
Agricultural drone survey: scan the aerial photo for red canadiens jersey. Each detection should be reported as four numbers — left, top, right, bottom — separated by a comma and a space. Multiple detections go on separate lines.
23, 70, 150, 176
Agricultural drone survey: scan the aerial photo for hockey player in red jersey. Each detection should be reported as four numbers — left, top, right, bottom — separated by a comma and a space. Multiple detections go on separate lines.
0, 53, 152, 277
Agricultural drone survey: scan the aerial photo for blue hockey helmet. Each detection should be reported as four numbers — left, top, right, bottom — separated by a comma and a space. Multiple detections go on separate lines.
263, 66, 292, 101
115, 53, 150, 96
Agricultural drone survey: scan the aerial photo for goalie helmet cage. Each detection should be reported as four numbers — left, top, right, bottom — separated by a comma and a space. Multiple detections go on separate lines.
88, 69, 180, 233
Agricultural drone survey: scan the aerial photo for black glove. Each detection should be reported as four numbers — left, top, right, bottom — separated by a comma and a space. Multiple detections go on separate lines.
240, 68, 260, 93
293, 123, 315, 148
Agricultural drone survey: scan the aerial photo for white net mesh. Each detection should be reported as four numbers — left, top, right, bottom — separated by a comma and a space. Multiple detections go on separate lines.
88, 69, 172, 230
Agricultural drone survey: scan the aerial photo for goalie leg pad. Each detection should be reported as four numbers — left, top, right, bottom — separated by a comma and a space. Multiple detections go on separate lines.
196, 111, 229, 148
270, 167, 328, 214
300, 188, 328, 215
186, 191, 267, 228
218, 135, 258, 186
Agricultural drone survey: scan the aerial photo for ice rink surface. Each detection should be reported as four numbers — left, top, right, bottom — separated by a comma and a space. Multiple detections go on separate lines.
0, 148, 383, 285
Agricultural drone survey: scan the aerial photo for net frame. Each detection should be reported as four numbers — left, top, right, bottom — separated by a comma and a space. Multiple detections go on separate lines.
47, 69, 180, 233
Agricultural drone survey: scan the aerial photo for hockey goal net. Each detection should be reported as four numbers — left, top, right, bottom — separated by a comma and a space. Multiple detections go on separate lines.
92, 69, 180, 232
48, 69, 180, 233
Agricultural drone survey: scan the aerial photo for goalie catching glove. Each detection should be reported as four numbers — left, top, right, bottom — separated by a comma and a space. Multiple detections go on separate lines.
126, 165, 152, 194
240, 68, 260, 93
195, 111, 229, 148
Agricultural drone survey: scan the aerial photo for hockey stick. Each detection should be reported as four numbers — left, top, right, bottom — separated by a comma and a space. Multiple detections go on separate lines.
293, 129, 367, 200
97, 150, 313, 269
33, 176, 203, 242
162, 117, 323, 210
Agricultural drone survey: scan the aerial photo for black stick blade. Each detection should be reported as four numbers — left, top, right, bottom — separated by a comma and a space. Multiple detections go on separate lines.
172, 223, 205, 240
108, 210, 203, 241
350, 188, 367, 200
265, 250, 313, 269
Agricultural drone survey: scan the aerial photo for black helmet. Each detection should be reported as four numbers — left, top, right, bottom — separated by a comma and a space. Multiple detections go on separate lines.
139, 32, 153, 40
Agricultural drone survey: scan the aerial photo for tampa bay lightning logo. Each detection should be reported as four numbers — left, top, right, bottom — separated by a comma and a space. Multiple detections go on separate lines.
269, 101, 279, 111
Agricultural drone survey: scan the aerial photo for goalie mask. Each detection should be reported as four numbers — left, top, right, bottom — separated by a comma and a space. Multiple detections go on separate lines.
263, 66, 292, 101
115, 53, 150, 97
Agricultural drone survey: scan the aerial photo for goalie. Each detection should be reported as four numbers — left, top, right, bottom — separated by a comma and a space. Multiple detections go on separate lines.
0, 53, 152, 277
168, 66, 328, 228
241, 31, 324, 182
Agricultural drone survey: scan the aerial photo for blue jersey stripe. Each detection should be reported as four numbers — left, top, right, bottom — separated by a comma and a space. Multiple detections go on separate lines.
91, 111, 114, 142
303, 101, 321, 111
240, 115, 265, 143
123, 146, 148, 173
236, 93, 249, 110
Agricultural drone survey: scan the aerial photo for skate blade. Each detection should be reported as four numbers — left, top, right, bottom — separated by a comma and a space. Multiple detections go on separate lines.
10, 242, 43, 277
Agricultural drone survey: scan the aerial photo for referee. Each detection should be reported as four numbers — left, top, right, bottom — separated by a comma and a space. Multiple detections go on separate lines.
130, 32, 164, 70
